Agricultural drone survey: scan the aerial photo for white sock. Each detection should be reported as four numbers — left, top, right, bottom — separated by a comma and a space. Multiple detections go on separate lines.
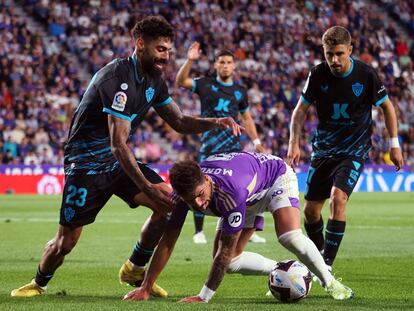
227, 251, 277, 275
278, 229, 334, 286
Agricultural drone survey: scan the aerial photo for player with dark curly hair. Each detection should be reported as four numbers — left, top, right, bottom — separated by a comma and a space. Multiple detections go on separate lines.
11, 15, 242, 299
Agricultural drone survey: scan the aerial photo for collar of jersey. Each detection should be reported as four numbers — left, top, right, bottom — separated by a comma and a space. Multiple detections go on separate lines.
131, 53, 145, 84
216, 77, 234, 86
333, 57, 354, 78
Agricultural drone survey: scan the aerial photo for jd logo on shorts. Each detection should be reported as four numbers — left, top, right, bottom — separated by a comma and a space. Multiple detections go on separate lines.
352, 82, 363, 97
146, 87, 154, 103
228, 212, 242, 228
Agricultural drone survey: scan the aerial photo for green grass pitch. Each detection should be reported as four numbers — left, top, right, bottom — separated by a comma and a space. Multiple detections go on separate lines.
1, 193, 413, 311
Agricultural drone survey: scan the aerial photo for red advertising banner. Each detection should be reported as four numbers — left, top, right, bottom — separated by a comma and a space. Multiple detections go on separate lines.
0, 173, 170, 195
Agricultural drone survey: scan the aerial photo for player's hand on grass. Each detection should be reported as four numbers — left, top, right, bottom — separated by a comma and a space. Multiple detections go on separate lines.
179, 295, 206, 303
216, 117, 244, 136
188, 42, 201, 61
123, 287, 151, 301
143, 183, 172, 213
287, 142, 301, 169
390, 147, 404, 171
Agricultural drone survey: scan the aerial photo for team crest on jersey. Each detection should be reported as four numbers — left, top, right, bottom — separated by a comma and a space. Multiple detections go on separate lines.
111, 91, 127, 111
352, 83, 364, 97
321, 84, 328, 93
146, 87, 155, 103
211, 85, 219, 92
234, 90, 242, 101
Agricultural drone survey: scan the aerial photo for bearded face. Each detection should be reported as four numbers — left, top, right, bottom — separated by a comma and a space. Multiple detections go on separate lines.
138, 37, 172, 77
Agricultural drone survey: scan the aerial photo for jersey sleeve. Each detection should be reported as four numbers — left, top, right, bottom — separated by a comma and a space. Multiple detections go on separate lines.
301, 67, 318, 106
219, 204, 246, 234
100, 67, 135, 121
215, 186, 247, 234
153, 78, 173, 108
238, 88, 249, 113
192, 77, 205, 95
371, 68, 388, 107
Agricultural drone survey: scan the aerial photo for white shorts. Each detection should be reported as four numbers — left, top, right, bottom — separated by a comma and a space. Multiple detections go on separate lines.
216, 165, 300, 231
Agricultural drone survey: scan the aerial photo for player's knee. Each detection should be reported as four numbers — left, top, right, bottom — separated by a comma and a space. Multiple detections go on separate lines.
329, 190, 348, 209
53, 237, 77, 256
278, 229, 306, 256
304, 206, 320, 223
227, 254, 242, 274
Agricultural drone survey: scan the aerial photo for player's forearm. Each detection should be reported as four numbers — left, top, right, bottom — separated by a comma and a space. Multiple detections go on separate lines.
205, 251, 232, 291
289, 107, 306, 145
142, 234, 178, 290
112, 143, 151, 190
176, 115, 219, 134
175, 59, 193, 87
382, 102, 399, 139
242, 115, 260, 141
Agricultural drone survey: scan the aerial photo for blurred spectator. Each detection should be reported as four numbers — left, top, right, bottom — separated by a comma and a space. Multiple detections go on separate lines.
0, 0, 412, 167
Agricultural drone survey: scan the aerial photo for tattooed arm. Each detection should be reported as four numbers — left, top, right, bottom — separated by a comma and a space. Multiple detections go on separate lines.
179, 230, 241, 303
155, 101, 243, 136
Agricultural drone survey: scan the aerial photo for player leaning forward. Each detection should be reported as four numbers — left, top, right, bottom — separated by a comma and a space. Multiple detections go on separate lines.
288, 26, 404, 271
124, 152, 354, 302
11, 16, 243, 298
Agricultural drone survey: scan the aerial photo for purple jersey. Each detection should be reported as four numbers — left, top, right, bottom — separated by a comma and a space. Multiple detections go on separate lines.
168, 152, 288, 234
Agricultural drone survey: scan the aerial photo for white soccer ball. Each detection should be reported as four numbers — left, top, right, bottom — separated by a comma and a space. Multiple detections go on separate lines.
268, 260, 312, 303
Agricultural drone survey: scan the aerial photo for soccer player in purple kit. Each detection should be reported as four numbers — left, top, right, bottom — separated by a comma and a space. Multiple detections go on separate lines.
124, 152, 354, 302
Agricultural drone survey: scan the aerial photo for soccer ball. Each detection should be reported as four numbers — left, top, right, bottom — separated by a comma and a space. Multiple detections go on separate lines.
268, 260, 312, 303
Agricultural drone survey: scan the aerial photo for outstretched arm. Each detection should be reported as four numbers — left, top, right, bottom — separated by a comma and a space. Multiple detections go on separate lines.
175, 42, 201, 90
180, 230, 241, 303
380, 98, 404, 171
108, 115, 171, 211
155, 101, 243, 136
240, 110, 265, 153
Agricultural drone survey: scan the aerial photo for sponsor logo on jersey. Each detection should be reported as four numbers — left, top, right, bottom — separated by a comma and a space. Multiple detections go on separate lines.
111, 91, 127, 111
215, 98, 231, 112
352, 82, 364, 97
211, 85, 219, 92
146, 86, 155, 103
121, 83, 128, 90
228, 212, 242, 227
234, 90, 242, 101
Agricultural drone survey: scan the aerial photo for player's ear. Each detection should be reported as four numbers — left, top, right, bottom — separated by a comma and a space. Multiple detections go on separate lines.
136, 37, 145, 52
348, 45, 353, 55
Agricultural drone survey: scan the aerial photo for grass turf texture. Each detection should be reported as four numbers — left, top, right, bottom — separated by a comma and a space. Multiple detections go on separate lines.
0, 193, 413, 311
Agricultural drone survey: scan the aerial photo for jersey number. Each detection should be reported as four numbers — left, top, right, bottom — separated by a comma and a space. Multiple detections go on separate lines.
66, 185, 88, 207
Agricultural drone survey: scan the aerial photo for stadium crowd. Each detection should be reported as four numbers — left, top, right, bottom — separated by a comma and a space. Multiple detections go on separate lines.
1, 0, 413, 168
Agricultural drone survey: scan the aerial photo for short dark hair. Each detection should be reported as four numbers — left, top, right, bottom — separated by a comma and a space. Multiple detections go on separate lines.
131, 15, 174, 42
215, 49, 234, 61
322, 26, 351, 47
169, 160, 203, 196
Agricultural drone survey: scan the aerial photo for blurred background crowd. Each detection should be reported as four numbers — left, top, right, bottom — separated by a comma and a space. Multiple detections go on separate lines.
1, 0, 413, 168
